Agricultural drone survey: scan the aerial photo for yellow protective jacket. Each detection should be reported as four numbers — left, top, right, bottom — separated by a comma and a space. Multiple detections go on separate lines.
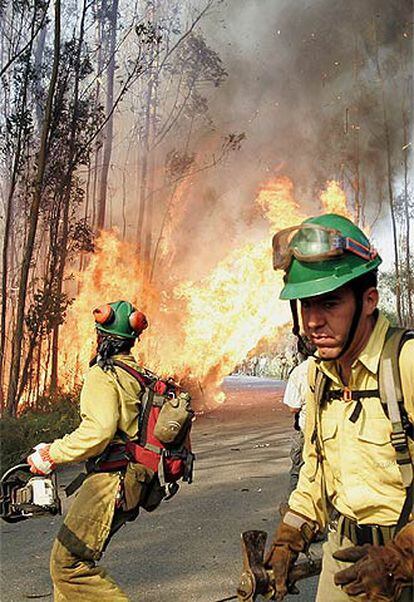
49, 354, 144, 464
289, 313, 414, 527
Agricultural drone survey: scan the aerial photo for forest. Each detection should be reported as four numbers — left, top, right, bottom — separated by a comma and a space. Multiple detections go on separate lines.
0, 0, 413, 417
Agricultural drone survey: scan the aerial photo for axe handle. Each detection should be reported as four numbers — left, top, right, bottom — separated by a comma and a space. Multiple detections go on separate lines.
289, 557, 322, 582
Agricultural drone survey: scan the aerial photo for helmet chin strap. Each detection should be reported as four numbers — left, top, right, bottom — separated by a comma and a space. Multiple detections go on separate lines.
289, 300, 317, 358
333, 292, 363, 360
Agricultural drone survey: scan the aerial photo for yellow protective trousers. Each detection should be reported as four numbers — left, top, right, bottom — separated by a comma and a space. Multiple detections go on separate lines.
50, 463, 155, 601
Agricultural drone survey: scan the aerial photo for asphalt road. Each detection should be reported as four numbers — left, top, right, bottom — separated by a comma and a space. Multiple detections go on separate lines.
0, 376, 319, 601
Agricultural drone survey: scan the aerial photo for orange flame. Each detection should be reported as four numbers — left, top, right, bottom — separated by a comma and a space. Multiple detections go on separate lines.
320, 180, 352, 218
256, 175, 306, 230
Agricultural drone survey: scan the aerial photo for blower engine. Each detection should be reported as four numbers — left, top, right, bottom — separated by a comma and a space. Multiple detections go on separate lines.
0, 463, 61, 523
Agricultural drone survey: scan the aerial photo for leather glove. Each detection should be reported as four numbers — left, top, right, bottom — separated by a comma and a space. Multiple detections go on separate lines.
333, 522, 414, 601
27, 443, 56, 475
266, 511, 315, 601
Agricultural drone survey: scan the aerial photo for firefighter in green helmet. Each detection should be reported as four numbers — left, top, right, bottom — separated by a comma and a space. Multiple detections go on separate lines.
266, 215, 414, 601
26, 300, 192, 601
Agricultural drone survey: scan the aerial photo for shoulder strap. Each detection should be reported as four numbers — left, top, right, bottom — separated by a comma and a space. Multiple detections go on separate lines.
112, 359, 154, 446
112, 359, 148, 388
379, 328, 414, 483
379, 327, 414, 531
311, 365, 332, 523
313, 364, 329, 407
310, 362, 329, 446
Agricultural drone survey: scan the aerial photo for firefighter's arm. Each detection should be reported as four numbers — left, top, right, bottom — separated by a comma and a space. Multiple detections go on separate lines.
399, 338, 414, 424
49, 366, 119, 464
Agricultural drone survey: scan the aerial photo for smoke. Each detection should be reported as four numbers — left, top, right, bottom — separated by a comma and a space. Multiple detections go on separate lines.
193, 0, 413, 252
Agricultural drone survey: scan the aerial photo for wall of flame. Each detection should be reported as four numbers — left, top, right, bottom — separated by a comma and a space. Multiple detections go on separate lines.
59, 176, 351, 406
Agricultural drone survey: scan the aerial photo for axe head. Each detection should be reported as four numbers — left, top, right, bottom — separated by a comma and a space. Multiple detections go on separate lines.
237, 530, 275, 601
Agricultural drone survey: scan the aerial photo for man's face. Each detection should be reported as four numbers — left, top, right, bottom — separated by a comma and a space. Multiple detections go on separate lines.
300, 285, 357, 360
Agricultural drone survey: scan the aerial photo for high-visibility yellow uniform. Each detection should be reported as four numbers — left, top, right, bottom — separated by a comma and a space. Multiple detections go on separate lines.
289, 313, 414, 601
49, 354, 159, 602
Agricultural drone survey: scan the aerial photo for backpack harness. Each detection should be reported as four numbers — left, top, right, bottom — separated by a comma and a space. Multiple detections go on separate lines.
311, 327, 414, 536
65, 361, 195, 498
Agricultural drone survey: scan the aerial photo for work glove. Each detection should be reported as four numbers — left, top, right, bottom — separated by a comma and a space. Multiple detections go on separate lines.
27, 443, 56, 475
265, 511, 316, 600
333, 522, 414, 601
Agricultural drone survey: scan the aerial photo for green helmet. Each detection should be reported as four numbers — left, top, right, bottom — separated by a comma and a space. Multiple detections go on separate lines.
93, 300, 148, 339
276, 214, 382, 300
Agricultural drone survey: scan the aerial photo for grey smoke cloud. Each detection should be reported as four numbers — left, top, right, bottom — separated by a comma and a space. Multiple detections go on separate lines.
193, 0, 412, 259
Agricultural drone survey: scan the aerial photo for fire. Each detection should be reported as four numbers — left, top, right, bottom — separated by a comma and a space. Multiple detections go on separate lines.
172, 240, 291, 403
58, 231, 155, 388
320, 180, 352, 218
256, 175, 306, 230
58, 176, 351, 407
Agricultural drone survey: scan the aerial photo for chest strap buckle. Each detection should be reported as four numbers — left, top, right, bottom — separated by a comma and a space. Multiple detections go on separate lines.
343, 387, 353, 402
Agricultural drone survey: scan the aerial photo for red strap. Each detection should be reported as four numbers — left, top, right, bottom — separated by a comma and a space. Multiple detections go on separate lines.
112, 359, 149, 387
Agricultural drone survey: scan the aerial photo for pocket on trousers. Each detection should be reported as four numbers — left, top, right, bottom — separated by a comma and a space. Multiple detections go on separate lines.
123, 462, 153, 511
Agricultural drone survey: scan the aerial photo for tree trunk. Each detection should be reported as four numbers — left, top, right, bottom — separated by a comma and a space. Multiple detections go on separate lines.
374, 34, 402, 325
96, 0, 119, 230
50, 0, 88, 394
6, 0, 61, 416
33, 20, 47, 127
0, 7, 41, 410
136, 3, 156, 258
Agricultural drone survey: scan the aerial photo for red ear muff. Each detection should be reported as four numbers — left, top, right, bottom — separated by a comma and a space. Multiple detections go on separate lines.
93, 304, 115, 325
129, 310, 148, 334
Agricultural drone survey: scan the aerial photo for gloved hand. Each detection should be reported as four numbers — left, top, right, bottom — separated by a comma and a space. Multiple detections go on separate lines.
27, 443, 56, 475
333, 522, 414, 601
265, 511, 316, 600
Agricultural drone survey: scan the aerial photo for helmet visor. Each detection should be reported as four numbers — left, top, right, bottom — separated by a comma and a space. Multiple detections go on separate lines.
272, 223, 375, 270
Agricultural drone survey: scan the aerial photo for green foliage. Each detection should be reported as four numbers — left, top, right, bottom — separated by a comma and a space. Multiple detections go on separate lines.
0, 391, 81, 473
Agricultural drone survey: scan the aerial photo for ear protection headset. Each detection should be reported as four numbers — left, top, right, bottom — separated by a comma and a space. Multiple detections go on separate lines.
93, 304, 114, 325
93, 303, 148, 336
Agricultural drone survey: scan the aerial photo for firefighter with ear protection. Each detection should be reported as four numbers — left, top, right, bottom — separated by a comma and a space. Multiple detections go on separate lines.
266, 214, 414, 601
27, 300, 163, 601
